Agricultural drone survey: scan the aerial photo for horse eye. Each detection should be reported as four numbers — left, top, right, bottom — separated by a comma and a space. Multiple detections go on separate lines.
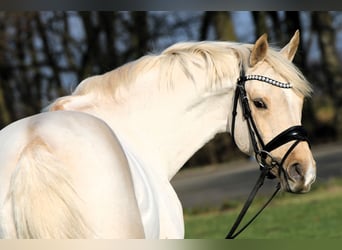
253, 99, 267, 109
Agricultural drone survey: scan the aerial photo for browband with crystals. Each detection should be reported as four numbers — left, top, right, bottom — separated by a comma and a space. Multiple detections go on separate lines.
239, 75, 292, 89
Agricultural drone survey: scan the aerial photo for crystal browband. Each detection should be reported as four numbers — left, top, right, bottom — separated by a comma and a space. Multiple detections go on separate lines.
240, 75, 292, 89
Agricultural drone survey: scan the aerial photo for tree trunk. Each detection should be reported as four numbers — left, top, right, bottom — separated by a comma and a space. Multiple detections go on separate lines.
199, 11, 236, 41
79, 12, 101, 78
98, 11, 118, 70
0, 82, 11, 128
34, 12, 64, 98
212, 11, 236, 41
252, 11, 268, 38
0, 14, 12, 127
130, 12, 150, 60
311, 11, 342, 140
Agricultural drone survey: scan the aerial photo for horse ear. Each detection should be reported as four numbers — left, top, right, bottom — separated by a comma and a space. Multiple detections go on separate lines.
250, 33, 268, 67
280, 30, 300, 62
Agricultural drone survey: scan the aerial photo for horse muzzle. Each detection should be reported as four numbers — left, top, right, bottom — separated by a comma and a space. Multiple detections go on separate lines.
280, 147, 316, 193
257, 125, 316, 193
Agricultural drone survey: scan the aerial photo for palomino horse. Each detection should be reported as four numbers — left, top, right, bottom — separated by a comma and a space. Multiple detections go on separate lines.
0, 31, 316, 238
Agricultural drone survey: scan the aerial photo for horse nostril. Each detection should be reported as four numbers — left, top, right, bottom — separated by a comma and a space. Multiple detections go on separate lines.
288, 163, 304, 181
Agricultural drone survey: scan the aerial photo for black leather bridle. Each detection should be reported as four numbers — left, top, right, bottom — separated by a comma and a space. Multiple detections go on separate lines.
225, 70, 310, 239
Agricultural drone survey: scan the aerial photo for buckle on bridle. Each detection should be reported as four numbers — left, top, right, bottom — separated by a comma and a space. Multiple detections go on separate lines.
255, 150, 278, 179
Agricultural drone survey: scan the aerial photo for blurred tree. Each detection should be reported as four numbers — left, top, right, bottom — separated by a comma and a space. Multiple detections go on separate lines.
311, 11, 342, 140
0, 12, 193, 125
98, 12, 118, 72
252, 11, 268, 37
130, 12, 150, 59
0, 13, 12, 125
200, 11, 236, 41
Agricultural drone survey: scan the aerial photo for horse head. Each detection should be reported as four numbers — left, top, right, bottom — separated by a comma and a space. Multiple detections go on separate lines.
232, 31, 316, 193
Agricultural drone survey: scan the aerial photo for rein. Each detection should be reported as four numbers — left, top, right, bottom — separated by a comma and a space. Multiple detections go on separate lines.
225, 71, 310, 239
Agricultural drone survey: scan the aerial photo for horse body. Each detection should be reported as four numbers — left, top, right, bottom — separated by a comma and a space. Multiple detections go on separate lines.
0, 111, 144, 238
0, 32, 316, 238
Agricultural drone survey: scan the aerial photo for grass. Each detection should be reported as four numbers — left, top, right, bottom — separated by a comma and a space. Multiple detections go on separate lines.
184, 179, 342, 239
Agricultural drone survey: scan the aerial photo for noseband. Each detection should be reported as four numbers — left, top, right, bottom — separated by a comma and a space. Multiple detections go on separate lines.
226, 70, 310, 239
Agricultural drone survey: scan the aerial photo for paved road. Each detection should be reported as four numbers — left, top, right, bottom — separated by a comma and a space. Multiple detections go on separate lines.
171, 142, 342, 209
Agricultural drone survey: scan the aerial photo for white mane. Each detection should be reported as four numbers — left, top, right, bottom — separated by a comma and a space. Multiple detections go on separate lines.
70, 41, 311, 102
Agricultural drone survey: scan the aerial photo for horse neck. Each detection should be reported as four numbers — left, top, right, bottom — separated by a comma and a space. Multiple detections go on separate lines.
87, 78, 236, 181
